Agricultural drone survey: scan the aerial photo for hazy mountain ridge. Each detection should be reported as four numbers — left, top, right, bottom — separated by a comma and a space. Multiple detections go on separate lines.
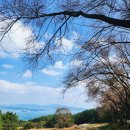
0, 104, 84, 120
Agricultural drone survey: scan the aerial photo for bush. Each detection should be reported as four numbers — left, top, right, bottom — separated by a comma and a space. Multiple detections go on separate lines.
44, 117, 56, 128
2, 112, 18, 130
44, 108, 74, 128
23, 122, 35, 130
36, 122, 43, 128
54, 108, 74, 128
54, 114, 74, 128
0, 113, 3, 130
73, 109, 99, 125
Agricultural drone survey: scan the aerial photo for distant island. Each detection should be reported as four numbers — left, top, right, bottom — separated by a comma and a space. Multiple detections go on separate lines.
0, 104, 84, 120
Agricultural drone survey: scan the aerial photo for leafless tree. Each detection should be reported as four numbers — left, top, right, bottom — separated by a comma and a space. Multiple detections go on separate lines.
64, 42, 130, 123
54, 108, 73, 128
0, 0, 130, 123
0, 0, 129, 67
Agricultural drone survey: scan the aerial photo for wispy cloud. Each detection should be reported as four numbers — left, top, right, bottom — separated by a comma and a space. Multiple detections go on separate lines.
2, 64, 13, 69
0, 79, 96, 108
22, 70, 32, 78
53, 61, 66, 70
42, 68, 61, 76
41, 61, 66, 76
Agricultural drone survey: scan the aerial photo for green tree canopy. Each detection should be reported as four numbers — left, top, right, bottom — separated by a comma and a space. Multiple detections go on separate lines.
2, 112, 18, 130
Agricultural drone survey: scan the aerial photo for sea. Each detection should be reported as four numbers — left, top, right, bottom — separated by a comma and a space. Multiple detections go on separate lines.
0, 104, 84, 121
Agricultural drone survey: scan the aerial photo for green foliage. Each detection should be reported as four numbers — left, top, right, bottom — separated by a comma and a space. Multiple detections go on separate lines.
44, 117, 56, 128
36, 122, 44, 128
2, 112, 18, 130
0, 112, 3, 130
23, 122, 35, 130
30, 115, 55, 128
23, 121, 45, 129
29, 107, 121, 129
18, 120, 27, 127
74, 109, 99, 124
31, 108, 74, 128
30, 115, 54, 122
96, 107, 113, 123
73, 108, 115, 125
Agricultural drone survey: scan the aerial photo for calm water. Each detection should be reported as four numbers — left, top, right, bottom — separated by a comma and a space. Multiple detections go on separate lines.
0, 104, 84, 121
1, 109, 55, 120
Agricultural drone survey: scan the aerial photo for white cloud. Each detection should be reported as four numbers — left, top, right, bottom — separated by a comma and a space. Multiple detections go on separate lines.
0, 79, 97, 108
0, 21, 33, 59
2, 64, 13, 69
56, 37, 73, 53
0, 80, 26, 94
22, 70, 32, 78
41, 61, 66, 76
42, 68, 61, 76
53, 61, 66, 69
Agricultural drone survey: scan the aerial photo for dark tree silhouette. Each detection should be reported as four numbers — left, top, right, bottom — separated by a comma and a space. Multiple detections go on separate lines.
0, 0, 129, 67
0, 0, 129, 124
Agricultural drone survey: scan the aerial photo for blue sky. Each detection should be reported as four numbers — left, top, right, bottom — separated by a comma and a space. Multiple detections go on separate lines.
0, 20, 97, 109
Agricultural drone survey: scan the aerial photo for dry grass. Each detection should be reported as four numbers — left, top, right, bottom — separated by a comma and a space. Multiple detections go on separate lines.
79, 123, 108, 128
29, 126, 79, 130
29, 123, 108, 130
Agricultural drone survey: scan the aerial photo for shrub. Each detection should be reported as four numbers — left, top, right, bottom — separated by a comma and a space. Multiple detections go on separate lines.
2, 112, 18, 130
54, 108, 74, 128
36, 122, 43, 128
0, 113, 3, 130
23, 122, 35, 130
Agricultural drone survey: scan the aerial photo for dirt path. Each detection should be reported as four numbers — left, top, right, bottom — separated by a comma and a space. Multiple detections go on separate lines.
25, 123, 108, 130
